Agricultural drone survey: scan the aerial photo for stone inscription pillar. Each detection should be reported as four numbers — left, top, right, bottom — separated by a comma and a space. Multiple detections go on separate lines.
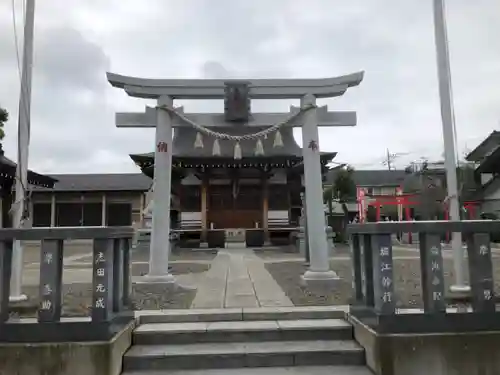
101, 193, 107, 226
50, 193, 56, 227
201, 177, 208, 242
262, 177, 269, 241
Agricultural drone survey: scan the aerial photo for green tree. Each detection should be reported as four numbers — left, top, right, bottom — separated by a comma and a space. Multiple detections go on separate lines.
0, 106, 7, 141
323, 165, 356, 234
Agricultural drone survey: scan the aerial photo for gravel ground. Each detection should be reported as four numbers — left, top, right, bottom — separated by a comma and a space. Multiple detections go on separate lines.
130, 248, 219, 263
16, 262, 208, 318
67, 248, 219, 264
131, 262, 210, 276
23, 242, 92, 264
253, 244, 354, 260
265, 257, 500, 308
253, 249, 302, 260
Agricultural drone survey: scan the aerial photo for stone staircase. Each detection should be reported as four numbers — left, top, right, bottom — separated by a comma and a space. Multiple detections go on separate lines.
121, 308, 371, 374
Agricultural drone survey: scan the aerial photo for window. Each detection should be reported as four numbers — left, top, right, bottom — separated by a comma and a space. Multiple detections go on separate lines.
56, 203, 82, 227
209, 185, 233, 210
380, 187, 396, 196
288, 182, 302, 207
33, 203, 51, 227
180, 186, 201, 211
106, 203, 132, 226
235, 186, 262, 210
48, 202, 106, 227
82, 203, 102, 226
268, 186, 289, 210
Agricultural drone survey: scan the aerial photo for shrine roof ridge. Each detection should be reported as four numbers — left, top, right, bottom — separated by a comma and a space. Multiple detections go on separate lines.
106, 71, 364, 99
131, 152, 337, 161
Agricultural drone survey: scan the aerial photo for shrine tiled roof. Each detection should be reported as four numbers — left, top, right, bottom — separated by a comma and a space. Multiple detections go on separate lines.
0, 153, 57, 188
466, 131, 500, 162
28, 169, 416, 193
174, 126, 303, 158
130, 125, 337, 170
33, 173, 151, 192
173, 124, 302, 157
475, 146, 500, 174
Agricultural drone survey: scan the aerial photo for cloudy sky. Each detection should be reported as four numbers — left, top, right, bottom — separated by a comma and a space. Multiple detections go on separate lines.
0, 0, 499, 174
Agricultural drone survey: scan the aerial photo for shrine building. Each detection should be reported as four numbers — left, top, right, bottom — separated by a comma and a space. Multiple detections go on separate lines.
131, 125, 336, 241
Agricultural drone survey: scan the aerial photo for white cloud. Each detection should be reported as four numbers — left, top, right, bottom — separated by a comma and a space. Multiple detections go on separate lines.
0, 0, 498, 174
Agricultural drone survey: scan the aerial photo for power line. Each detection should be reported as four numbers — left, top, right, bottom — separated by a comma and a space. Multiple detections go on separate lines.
381, 149, 411, 170
331, 137, 485, 171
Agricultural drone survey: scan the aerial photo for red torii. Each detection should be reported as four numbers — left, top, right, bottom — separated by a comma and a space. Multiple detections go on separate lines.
360, 190, 480, 222
369, 194, 418, 222
358, 187, 481, 243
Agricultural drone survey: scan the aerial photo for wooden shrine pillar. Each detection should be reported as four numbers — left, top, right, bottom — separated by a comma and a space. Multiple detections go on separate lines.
262, 176, 269, 241
201, 177, 208, 241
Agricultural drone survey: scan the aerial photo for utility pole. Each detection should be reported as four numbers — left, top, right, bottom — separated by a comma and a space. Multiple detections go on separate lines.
383, 149, 409, 171
433, 0, 468, 292
10, 0, 35, 302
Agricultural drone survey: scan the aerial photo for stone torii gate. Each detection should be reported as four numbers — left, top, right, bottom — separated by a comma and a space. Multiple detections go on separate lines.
107, 72, 364, 284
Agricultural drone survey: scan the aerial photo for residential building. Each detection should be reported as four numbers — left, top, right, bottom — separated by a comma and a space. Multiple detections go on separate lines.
466, 131, 500, 216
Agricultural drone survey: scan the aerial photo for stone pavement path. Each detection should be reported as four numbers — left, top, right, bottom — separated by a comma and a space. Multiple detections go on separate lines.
190, 248, 293, 309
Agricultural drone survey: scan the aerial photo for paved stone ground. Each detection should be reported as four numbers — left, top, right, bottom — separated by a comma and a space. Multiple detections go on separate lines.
263, 244, 500, 307
190, 249, 293, 309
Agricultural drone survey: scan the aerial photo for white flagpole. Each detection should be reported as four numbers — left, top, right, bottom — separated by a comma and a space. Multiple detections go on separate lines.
432, 0, 468, 291
10, 0, 35, 302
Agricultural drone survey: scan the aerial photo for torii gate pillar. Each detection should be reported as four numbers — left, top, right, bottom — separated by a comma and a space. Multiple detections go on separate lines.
145, 95, 175, 282
301, 94, 338, 281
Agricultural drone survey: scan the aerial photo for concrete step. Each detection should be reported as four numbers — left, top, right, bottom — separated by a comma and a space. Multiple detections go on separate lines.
134, 240, 150, 252
225, 236, 246, 241
122, 365, 374, 375
136, 306, 347, 324
225, 241, 246, 248
133, 319, 353, 345
123, 340, 365, 371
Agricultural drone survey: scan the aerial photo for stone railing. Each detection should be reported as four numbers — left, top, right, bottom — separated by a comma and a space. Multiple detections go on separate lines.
0, 226, 134, 343
347, 220, 500, 334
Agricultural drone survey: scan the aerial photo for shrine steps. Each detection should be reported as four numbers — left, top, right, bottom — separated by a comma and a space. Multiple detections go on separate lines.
122, 367, 372, 375
121, 308, 369, 373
